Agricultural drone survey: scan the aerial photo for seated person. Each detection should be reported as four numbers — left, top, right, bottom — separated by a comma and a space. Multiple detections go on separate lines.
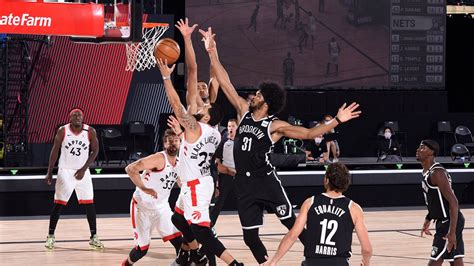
304, 135, 328, 162
323, 115, 341, 162
377, 127, 401, 161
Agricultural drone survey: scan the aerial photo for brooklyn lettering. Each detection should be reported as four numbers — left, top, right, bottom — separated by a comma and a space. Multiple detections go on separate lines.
239, 125, 265, 139
0, 13, 52, 27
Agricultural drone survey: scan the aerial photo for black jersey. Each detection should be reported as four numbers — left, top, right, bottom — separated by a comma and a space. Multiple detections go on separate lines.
421, 162, 452, 220
234, 111, 277, 173
304, 193, 354, 260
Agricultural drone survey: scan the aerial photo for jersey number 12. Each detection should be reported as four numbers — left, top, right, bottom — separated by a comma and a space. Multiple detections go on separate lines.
319, 219, 338, 245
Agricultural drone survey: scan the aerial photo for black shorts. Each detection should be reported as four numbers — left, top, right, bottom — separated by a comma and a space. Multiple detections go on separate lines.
234, 170, 293, 229
302, 257, 349, 266
430, 212, 465, 262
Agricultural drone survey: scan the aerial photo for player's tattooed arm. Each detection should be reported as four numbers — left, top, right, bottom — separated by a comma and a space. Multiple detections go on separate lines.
157, 58, 199, 132
175, 106, 198, 131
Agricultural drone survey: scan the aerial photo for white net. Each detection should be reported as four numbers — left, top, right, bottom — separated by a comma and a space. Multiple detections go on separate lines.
125, 24, 169, 72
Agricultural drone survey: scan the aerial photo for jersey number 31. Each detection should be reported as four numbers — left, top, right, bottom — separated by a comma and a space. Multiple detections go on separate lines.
241, 137, 253, 151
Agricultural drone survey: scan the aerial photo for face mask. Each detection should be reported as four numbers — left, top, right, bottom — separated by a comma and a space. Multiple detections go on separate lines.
315, 137, 323, 144
384, 132, 392, 139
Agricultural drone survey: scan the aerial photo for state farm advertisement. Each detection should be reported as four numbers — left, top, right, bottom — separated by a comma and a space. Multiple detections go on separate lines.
0, 1, 104, 37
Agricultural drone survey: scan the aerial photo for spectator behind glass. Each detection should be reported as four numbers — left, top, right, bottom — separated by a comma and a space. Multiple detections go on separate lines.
323, 115, 340, 162
377, 127, 401, 161
304, 134, 328, 162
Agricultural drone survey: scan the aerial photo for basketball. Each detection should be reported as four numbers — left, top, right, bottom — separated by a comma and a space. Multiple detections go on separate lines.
154, 38, 181, 65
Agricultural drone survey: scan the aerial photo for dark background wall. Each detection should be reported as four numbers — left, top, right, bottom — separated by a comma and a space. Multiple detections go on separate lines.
20, 1, 474, 165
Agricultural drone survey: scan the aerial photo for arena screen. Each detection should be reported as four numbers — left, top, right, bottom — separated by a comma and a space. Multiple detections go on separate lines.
186, 0, 445, 89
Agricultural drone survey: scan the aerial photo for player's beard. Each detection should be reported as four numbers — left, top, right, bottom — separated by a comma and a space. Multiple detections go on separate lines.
249, 100, 264, 113
166, 146, 179, 156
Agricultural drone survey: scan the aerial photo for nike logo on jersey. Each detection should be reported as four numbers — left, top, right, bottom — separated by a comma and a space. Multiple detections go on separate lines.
441, 219, 448, 224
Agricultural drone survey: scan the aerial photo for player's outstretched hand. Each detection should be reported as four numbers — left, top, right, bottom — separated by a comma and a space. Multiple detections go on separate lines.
156, 58, 176, 76
443, 231, 457, 252
142, 187, 158, 199
199, 27, 216, 52
335, 102, 361, 123
45, 173, 53, 186
74, 168, 86, 180
420, 219, 432, 237
175, 18, 198, 39
167, 115, 182, 135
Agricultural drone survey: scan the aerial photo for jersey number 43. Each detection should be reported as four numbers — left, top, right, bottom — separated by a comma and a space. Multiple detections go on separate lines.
69, 147, 82, 156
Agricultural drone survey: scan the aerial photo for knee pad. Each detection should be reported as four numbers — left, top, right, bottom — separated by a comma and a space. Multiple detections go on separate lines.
171, 212, 195, 243
243, 228, 268, 264
190, 224, 226, 258
129, 245, 149, 262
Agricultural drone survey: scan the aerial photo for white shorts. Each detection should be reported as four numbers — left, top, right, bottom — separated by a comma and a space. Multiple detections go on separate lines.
174, 176, 214, 227
54, 168, 93, 205
130, 198, 182, 249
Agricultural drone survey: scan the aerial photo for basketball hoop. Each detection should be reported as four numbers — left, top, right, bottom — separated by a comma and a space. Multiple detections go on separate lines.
123, 22, 169, 72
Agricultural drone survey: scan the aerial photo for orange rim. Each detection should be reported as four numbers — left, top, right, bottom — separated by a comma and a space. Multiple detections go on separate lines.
115, 22, 168, 28
143, 22, 168, 28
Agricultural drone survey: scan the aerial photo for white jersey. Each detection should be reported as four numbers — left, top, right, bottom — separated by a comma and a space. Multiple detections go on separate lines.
177, 122, 221, 182
133, 151, 178, 210
58, 124, 90, 170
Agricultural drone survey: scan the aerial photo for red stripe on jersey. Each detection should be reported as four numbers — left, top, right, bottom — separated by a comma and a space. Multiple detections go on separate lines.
60, 127, 66, 142
162, 232, 182, 242
78, 199, 93, 204
187, 179, 200, 207
54, 200, 68, 205
197, 222, 210, 228
174, 206, 184, 215
131, 199, 137, 228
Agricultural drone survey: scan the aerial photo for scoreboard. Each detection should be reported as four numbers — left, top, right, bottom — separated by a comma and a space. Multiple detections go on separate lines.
390, 0, 446, 88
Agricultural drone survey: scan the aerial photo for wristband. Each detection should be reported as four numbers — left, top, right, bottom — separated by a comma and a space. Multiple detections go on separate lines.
177, 131, 184, 136
162, 76, 171, 80
335, 116, 342, 124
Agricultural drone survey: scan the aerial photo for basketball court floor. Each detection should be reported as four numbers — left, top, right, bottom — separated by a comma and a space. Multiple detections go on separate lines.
1, 208, 472, 265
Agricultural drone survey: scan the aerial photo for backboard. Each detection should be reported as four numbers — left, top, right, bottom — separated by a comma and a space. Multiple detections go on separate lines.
70, 0, 145, 43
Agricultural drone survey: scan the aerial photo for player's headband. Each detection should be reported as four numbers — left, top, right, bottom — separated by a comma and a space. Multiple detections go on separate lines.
69, 108, 84, 117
